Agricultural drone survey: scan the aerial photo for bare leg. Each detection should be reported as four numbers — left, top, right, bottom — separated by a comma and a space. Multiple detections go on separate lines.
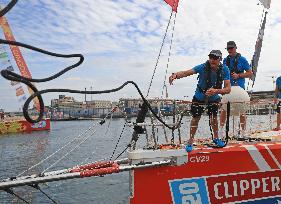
240, 114, 246, 131
210, 114, 219, 139
277, 113, 281, 130
220, 109, 226, 128
189, 116, 200, 144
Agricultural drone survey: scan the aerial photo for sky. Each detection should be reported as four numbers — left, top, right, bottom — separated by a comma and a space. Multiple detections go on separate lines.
0, 0, 280, 111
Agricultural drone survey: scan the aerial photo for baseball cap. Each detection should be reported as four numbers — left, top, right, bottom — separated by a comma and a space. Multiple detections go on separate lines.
226, 41, 237, 48
208, 50, 222, 58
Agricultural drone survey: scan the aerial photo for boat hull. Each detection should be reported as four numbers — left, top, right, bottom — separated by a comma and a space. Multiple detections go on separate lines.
130, 142, 281, 204
0, 118, 50, 134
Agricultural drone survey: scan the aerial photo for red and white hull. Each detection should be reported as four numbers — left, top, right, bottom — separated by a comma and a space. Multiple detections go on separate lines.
0, 118, 51, 134
129, 142, 281, 204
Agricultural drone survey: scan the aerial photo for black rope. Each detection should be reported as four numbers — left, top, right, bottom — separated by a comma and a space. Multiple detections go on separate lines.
114, 145, 129, 161
110, 121, 127, 161
4, 188, 30, 204
0, 39, 84, 123
0, 0, 18, 17
0, 0, 186, 132
0, 0, 188, 144
224, 101, 231, 146
208, 112, 214, 140
30, 184, 58, 204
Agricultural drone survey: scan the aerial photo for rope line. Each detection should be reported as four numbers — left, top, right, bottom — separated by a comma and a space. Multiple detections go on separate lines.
146, 8, 174, 98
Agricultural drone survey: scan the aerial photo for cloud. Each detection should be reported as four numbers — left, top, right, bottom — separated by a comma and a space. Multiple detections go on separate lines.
0, 0, 281, 111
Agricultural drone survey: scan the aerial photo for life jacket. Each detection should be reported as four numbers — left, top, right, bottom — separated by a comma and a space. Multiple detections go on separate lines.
226, 53, 243, 74
197, 61, 223, 93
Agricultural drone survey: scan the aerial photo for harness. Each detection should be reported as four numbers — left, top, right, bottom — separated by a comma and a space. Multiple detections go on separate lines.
226, 53, 242, 74
197, 61, 223, 94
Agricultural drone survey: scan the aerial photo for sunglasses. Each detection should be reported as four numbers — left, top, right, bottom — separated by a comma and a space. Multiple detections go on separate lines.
227, 47, 235, 50
209, 55, 220, 60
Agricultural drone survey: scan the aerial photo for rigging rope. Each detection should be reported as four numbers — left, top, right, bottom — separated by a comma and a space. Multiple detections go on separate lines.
4, 188, 30, 204
16, 122, 98, 177
30, 184, 58, 204
146, 8, 174, 98
110, 121, 127, 161
41, 128, 98, 174
161, 11, 177, 99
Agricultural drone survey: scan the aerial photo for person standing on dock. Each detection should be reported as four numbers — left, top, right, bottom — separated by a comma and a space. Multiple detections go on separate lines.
169, 50, 231, 152
274, 76, 281, 131
220, 41, 253, 137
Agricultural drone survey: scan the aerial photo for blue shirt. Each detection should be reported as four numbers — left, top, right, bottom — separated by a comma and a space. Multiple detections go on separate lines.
192, 63, 230, 102
223, 54, 250, 89
276, 76, 281, 99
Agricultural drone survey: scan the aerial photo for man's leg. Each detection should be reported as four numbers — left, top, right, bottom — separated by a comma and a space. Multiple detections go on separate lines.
189, 116, 201, 144
277, 113, 280, 130
210, 114, 219, 139
276, 102, 281, 130
208, 102, 225, 147
220, 109, 226, 128
240, 114, 246, 134
189, 97, 204, 145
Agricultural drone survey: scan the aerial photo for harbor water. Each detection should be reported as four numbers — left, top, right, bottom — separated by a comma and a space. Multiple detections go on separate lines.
0, 115, 276, 203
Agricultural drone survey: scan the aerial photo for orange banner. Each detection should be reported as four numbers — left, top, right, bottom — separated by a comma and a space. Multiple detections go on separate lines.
0, 16, 40, 111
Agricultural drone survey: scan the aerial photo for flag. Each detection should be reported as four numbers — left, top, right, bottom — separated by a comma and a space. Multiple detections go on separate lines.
6, 65, 14, 71
259, 0, 271, 9
15, 86, 25, 96
0, 52, 8, 59
250, 12, 267, 84
10, 80, 19, 86
18, 95, 27, 102
163, 0, 179, 12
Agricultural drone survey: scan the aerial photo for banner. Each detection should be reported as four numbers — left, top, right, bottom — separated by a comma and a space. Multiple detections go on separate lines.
10, 80, 19, 86
164, 0, 179, 12
250, 12, 267, 85
15, 86, 24, 96
0, 16, 40, 111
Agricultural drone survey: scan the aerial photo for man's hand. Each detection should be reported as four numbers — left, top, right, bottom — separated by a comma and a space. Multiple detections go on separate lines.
206, 88, 218, 96
231, 72, 240, 80
169, 73, 177, 85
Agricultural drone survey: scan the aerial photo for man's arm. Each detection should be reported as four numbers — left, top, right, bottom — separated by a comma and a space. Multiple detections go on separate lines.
238, 69, 253, 79
169, 69, 196, 85
206, 80, 231, 96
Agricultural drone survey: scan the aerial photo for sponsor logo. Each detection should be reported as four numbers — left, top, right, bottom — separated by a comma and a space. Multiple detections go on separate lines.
169, 178, 209, 204
207, 171, 281, 204
31, 120, 46, 128
169, 170, 281, 204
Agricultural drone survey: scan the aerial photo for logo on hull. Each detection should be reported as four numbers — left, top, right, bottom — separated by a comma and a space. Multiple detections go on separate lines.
169, 170, 281, 204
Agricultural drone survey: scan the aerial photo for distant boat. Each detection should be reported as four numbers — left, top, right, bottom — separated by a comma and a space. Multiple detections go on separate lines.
0, 117, 50, 134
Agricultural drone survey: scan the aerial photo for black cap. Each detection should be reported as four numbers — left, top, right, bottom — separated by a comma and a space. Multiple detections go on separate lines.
208, 50, 222, 58
226, 41, 236, 48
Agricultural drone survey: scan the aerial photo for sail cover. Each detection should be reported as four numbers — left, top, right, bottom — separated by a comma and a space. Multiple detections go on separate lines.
250, 12, 267, 84
259, 0, 271, 9
164, 0, 179, 12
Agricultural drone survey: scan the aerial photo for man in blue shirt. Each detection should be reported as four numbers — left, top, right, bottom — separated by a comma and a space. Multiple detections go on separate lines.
220, 41, 253, 136
169, 50, 231, 152
274, 76, 281, 131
